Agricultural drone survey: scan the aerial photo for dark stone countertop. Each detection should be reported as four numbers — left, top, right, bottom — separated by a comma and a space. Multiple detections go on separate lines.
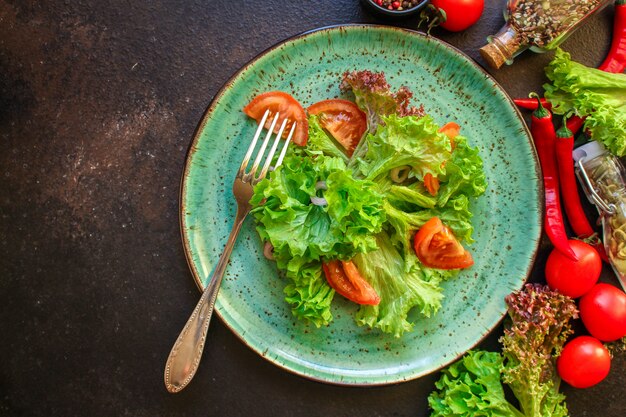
1, 1, 625, 416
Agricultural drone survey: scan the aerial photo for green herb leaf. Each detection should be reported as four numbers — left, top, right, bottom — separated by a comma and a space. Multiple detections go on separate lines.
544, 48, 626, 156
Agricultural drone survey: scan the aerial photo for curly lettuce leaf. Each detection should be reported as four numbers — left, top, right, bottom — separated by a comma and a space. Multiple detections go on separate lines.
250, 72, 487, 335
388, 183, 438, 209
305, 114, 349, 162
353, 232, 445, 337
340, 69, 425, 135
347, 114, 485, 336
355, 114, 452, 182
283, 259, 333, 327
428, 285, 576, 417
251, 153, 386, 325
428, 350, 524, 417
437, 135, 487, 207
544, 48, 626, 156
501, 284, 577, 417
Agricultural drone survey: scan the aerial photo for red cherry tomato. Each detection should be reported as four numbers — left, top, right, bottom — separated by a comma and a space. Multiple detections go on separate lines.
243, 91, 309, 146
579, 283, 626, 342
322, 260, 380, 305
307, 99, 367, 156
413, 217, 474, 269
545, 240, 602, 298
430, 0, 485, 32
557, 336, 611, 388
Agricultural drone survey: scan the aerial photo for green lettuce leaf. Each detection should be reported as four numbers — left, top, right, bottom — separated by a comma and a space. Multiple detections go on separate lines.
344, 113, 486, 336
250, 75, 486, 335
428, 350, 524, 417
355, 114, 452, 182
283, 259, 333, 327
544, 48, 626, 156
427, 285, 576, 417
251, 152, 386, 325
305, 115, 349, 162
353, 232, 446, 337
437, 135, 487, 207
340, 69, 425, 135
501, 284, 576, 417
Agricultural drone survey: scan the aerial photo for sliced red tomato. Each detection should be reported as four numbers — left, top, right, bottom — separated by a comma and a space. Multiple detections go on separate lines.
421, 122, 460, 193
322, 260, 380, 305
413, 217, 474, 269
307, 99, 367, 156
439, 121, 460, 151
243, 91, 309, 146
423, 173, 440, 196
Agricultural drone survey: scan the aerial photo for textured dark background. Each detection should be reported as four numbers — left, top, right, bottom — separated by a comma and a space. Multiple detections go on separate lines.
1, 0, 625, 416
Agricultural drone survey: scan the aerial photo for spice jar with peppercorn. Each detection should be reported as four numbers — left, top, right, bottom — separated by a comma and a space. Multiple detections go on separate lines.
480, 0, 612, 69
362, 0, 428, 16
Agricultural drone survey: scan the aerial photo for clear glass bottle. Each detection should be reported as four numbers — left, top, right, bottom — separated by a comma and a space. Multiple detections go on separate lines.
480, 0, 612, 69
573, 141, 626, 291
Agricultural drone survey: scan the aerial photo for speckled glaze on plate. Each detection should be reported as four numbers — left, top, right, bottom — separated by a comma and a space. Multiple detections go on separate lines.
180, 25, 542, 385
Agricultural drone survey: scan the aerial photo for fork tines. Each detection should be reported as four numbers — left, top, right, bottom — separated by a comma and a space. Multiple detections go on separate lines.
237, 110, 295, 184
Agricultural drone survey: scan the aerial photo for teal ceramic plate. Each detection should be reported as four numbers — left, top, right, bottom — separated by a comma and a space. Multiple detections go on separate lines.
180, 25, 542, 385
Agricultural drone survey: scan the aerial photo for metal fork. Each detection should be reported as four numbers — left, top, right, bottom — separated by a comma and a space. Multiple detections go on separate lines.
164, 109, 294, 393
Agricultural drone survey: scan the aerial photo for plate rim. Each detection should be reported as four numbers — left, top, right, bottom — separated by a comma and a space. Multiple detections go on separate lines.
178, 23, 544, 386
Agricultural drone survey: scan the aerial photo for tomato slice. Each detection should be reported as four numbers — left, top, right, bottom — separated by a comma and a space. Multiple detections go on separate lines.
322, 260, 380, 305
420, 122, 460, 194
307, 99, 367, 156
243, 91, 309, 146
439, 121, 460, 151
423, 173, 440, 196
413, 217, 474, 269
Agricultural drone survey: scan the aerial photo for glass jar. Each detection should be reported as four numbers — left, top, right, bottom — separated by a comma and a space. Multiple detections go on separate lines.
574, 141, 626, 291
480, 0, 612, 69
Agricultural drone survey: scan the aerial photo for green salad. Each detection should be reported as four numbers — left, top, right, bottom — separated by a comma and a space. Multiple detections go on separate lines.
247, 70, 487, 337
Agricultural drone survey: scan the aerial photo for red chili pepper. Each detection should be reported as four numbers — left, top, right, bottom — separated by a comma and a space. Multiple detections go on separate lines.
530, 97, 578, 261
555, 121, 595, 238
514, 98, 586, 136
514, 97, 552, 110
566, 115, 585, 134
598, 0, 626, 73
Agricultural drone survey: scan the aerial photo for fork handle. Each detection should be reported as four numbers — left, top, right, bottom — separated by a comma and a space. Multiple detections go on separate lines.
164, 209, 248, 393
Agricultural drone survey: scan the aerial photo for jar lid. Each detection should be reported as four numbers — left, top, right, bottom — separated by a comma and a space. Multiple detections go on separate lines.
573, 141, 608, 163
479, 26, 520, 70
479, 42, 508, 69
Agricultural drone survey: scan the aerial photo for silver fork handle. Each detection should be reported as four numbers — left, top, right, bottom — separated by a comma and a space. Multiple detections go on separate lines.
164, 207, 249, 393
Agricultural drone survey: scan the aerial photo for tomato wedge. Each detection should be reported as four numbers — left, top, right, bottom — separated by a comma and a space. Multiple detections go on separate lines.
423, 173, 440, 196
307, 99, 367, 156
420, 122, 460, 195
413, 217, 474, 269
243, 91, 309, 146
439, 121, 460, 151
322, 260, 380, 305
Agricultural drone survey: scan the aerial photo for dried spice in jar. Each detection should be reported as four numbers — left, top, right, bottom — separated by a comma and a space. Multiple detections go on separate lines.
480, 0, 611, 69
574, 141, 626, 292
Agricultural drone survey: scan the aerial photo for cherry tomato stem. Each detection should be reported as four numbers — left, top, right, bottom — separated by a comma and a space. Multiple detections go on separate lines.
429, 0, 484, 32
